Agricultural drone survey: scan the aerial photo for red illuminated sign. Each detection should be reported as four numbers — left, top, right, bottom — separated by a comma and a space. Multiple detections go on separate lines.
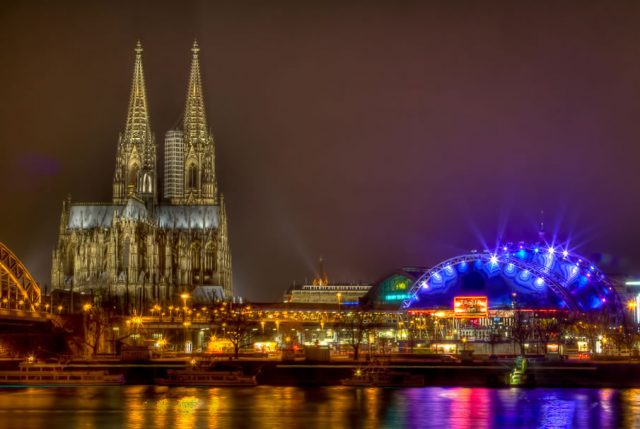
453, 296, 488, 318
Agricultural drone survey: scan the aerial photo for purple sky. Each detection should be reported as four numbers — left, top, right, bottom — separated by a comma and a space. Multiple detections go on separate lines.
1, 1, 640, 301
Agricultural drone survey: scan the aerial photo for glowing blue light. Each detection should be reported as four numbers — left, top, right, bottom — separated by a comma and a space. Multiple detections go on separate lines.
420, 280, 428, 289
562, 250, 569, 258
504, 263, 517, 277
490, 254, 498, 265
503, 246, 508, 251
590, 266, 595, 271
458, 261, 468, 273
535, 277, 545, 287
548, 247, 555, 255
518, 269, 531, 282
534, 248, 540, 253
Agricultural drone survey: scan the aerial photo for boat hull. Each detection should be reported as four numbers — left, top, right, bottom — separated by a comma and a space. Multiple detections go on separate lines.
155, 368, 257, 387
155, 378, 257, 387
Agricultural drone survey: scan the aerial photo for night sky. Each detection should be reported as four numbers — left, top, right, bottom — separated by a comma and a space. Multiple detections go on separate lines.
2, 1, 640, 301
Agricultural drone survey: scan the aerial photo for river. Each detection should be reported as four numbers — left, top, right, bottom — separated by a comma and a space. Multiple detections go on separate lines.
0, 386, 637, 428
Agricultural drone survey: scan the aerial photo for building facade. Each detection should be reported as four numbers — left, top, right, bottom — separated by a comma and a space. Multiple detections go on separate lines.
51, 41, 232, 311
284, 259, 371, 304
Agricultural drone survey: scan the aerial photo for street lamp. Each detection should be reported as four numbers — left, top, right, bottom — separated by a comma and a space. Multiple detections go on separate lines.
336, 293, 342, 312
82, 303, 92, 357
181, 293, 190, 309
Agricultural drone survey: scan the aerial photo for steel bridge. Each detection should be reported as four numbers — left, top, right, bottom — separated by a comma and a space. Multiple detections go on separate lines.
0, 243, 66, 335
0, 242, 41, 312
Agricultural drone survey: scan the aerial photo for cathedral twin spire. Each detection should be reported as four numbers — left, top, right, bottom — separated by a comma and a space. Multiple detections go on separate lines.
184, 41, 208, 144
123, 41, 151, 144
114, 40, 216, 205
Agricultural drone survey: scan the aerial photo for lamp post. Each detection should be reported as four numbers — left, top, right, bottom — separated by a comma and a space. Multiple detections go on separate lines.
336, 293, 342, 312
181, 293, 190, 310
83, 303, 92, 357
627, 300, 637, 325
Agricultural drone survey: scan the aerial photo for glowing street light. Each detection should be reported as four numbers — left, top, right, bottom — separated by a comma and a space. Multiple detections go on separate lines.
181, 293, 190, 309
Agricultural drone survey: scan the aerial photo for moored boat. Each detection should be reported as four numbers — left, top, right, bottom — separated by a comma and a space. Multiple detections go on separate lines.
0, 360, 125, 386
341, 364, 424, 387
155, 361, 257, 387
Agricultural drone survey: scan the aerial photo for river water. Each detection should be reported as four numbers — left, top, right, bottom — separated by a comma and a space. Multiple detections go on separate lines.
0, 386, 637, 428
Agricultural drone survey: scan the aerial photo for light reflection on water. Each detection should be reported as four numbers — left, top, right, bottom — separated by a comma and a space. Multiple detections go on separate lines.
0, 386, 636, 428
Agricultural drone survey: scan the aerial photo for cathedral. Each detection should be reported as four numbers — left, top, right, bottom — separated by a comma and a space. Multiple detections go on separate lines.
51, 41, 232, 311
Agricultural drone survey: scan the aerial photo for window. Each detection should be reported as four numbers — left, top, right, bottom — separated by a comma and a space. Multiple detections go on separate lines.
128, 164, 139, 189
204, 242, 215, 275
187, 164, 198, 189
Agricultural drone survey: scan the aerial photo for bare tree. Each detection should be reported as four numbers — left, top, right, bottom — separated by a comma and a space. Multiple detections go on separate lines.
532, 313, 560, 354
610, 323, 638, 356
575, 310, 611, 355
338, 307, 380, 361
510, 310, 532, 356
213, 302, 257, 359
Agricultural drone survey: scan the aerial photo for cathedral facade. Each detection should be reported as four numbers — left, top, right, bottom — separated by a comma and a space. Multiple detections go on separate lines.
51, 41, 232, 310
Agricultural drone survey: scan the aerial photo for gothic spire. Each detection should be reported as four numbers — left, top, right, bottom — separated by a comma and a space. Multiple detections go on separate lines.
123, 41, 151, 143
183, 40, 208, 143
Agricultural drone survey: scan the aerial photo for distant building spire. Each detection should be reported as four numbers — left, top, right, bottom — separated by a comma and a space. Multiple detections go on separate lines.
313, 257, 329, 286
183, 39, 207, 143
538, 209, 546, 242
123, 40, 151, 143
113, 40, 157, 204
180, 39, 217, 204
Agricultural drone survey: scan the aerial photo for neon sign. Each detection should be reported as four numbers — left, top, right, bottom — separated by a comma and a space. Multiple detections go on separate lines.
453, 296, 488, 318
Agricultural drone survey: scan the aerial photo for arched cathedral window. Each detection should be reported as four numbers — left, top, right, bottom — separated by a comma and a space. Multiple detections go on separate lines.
191, 242, 201, 271
187, 164, 198, 189
128, 164, 139, 190
204, 242, 215, 275
142, 173, 152, 193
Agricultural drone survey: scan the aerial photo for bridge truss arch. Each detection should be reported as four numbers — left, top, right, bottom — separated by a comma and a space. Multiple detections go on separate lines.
403, 242, 623, 317
0, 242, 41, 312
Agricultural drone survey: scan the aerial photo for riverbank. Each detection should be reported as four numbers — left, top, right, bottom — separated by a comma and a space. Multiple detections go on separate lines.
2, 357, 639, 387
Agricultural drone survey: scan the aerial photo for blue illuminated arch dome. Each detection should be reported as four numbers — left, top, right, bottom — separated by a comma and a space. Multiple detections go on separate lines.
404, 242, 623, 315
